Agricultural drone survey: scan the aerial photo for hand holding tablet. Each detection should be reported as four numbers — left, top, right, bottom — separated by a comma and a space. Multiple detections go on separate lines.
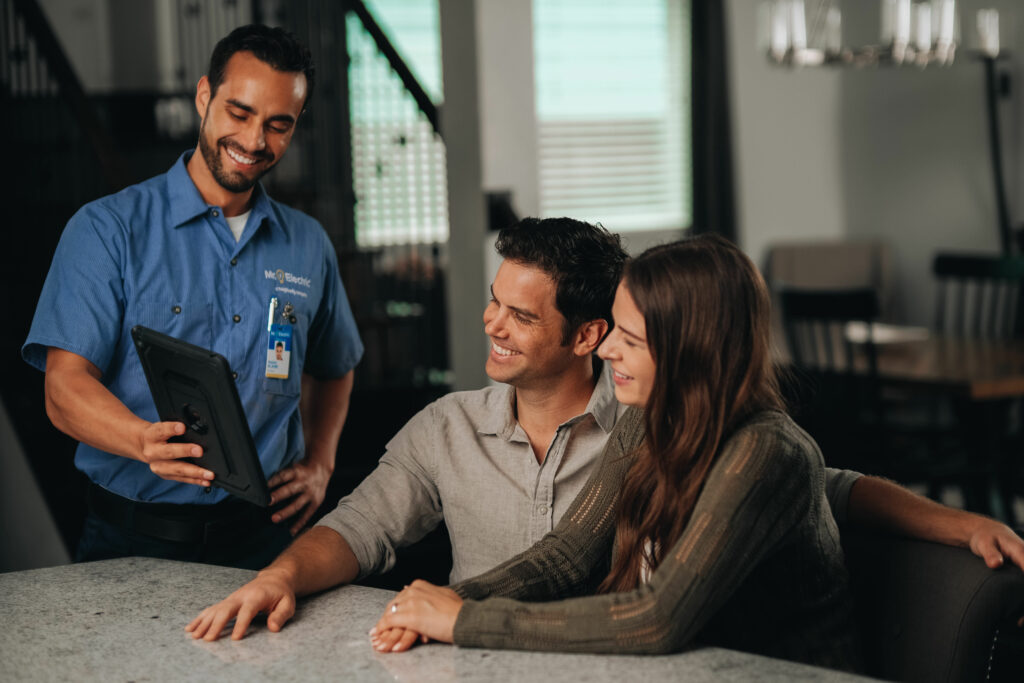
131, 325, 271, 506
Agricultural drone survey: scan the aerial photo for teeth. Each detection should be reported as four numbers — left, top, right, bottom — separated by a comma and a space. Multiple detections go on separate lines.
613, 370, 632, 380
492, 343, 520, 357
226, 146, 257, 165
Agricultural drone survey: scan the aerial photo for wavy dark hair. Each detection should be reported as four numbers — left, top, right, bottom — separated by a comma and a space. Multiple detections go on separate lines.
208, 24, 315, 110
599, 234, 783, 593
495, 217, 627, 345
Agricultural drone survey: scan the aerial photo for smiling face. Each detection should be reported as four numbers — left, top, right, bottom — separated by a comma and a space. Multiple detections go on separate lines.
192, 51, 306, 201
482, 260, 578, 389
598, 283, 656, 407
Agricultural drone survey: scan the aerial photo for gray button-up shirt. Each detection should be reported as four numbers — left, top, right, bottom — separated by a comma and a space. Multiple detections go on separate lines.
317, 363, 624, 583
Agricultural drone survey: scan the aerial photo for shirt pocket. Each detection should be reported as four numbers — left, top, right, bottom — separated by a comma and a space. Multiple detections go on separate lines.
132, 300, 214, 348
261, 309, 307, 397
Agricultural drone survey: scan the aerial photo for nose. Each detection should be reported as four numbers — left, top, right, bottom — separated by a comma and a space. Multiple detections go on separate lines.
483, 301, 505, 337
597, 330, 619, 360
240, 120, 266, 151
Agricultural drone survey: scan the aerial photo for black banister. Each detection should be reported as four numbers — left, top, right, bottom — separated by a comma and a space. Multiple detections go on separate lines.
12, 0, 130, 190
346, 0, 441, 138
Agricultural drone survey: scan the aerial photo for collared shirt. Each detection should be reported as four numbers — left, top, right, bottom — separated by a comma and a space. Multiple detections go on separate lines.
23, 152, 363, 504
318, 362, 626, 583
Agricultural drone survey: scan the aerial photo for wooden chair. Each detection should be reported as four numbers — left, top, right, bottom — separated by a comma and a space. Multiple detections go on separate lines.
933, 253, 1024, 522
779, 288, 888, 471
934, 253, 1024, 339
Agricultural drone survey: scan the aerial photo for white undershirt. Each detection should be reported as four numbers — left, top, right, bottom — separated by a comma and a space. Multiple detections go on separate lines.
225, 210, 251, 243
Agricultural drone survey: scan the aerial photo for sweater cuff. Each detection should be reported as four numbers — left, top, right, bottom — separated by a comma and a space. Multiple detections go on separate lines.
453, 599, 502, 648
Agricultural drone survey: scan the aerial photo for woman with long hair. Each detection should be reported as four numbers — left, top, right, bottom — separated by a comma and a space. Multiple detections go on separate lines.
369, 235, 862, 671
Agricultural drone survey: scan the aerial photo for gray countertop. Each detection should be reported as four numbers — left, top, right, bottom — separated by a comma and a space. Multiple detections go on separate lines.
0, 558, 877, 682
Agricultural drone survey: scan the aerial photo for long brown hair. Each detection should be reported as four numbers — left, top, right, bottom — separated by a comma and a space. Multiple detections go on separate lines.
599, 234, 783, 593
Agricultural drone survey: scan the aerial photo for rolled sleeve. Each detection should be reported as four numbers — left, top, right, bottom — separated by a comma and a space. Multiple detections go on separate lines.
22, 204, 126, 373
315, 405, 442, 579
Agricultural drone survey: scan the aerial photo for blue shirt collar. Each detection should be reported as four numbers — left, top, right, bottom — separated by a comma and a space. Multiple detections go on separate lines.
166, 151, 281, 236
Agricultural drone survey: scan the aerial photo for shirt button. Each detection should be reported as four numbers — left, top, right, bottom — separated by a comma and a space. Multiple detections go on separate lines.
537, 504, 548, 515
230, 257, 238, 266
172, 305, 181, 314
233, 314, 241, 323
232, 371, 239, 380
212, 209, 220, 217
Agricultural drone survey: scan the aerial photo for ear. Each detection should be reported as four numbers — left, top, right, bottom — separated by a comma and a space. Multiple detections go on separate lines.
195, 75, 211, 118
572, 319, 609, 357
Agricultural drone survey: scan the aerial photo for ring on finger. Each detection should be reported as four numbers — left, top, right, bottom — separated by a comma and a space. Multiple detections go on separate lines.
391, 603, 398, 614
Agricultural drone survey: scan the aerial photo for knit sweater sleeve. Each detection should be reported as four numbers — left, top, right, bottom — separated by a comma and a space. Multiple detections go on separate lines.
451, 406, 646, 602
452, 413, 819, 654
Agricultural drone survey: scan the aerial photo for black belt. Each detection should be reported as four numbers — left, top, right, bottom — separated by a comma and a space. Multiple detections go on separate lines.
87, 483, 274, 545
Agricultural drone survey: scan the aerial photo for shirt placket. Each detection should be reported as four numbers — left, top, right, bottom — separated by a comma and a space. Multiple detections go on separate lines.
529, 426, 568, 544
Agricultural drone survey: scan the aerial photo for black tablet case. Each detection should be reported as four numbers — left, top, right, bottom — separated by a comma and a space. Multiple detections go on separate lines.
131, 325, 271, 507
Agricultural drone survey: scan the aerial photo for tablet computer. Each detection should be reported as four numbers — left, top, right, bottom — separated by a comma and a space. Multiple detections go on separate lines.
130, 325, 270, 507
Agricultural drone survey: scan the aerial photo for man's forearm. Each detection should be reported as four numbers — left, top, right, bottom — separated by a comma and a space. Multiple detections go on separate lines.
300, 370, 354, 469
45, 347, 148, 461
261, 526, 362, 595
847, 475, 979, 547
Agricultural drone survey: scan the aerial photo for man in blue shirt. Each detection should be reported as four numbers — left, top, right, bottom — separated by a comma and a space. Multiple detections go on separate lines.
22, 25, 363, 569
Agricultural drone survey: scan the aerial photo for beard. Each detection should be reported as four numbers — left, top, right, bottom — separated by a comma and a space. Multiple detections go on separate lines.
198, 115, 276, 193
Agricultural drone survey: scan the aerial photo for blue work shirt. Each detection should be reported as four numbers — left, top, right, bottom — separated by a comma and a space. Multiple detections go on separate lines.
23, 152, 364, 504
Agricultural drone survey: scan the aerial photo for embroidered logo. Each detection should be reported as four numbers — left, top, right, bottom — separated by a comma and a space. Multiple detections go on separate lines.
265, 269, 312, 289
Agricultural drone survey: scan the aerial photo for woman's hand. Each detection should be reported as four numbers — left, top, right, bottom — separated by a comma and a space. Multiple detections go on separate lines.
369, 580, 463, 652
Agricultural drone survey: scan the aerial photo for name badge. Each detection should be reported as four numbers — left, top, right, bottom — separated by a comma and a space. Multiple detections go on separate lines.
266, 324, 292, 379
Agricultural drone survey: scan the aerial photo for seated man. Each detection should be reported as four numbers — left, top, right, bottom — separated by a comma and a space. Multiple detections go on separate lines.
188, 219, 1024, 641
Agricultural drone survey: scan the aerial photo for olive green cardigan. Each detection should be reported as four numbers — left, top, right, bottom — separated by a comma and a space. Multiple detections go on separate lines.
451, 407, 862, 672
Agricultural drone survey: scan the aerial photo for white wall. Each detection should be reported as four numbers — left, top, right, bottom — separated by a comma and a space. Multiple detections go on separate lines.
838, 0, 1021, 324
725, 0, 847, 268
725, 0, 1023, 325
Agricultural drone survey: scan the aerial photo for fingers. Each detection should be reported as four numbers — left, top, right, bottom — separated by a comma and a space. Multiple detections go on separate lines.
231, 603, 259, 641
289, 506, 315, 537
271, 495, 308, 526
266, 594, 296, 633
393, 628, 421, 652
974, 536, 1006, 569
267, 467, 295, 489
149, 460, 214, 486
996, 533, 1024, 572
370, 626, 408, 652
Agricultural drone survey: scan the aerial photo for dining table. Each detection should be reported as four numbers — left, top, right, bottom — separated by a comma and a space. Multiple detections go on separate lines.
870, 335, 1024, 401
0, 557, 877, 682
863, 333, 1024, 521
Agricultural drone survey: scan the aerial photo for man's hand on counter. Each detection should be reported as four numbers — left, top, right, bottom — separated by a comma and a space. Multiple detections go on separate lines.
185, 568, 297, 641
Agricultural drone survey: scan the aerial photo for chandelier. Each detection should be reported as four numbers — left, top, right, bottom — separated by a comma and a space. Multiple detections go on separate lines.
761, 1, 1004, 68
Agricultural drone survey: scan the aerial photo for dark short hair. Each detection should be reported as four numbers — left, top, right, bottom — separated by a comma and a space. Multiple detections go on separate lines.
495, 217, 627, 344
207, 24, 315, 110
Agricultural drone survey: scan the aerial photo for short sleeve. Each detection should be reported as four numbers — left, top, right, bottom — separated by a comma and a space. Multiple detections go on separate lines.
824, 467, 863, 526
22, 203, 127, 373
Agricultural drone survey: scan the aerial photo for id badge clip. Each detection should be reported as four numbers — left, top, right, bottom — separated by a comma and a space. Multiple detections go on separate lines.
265, 297, 293, 379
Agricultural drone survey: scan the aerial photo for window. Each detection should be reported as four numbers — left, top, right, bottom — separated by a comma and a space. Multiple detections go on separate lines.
349, 0, 448, 247
533, 0, 691, 232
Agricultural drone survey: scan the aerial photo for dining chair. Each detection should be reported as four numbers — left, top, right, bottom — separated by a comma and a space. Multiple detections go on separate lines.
933, 253, 1024, 523
779, 288, 888, 471
933, 252, 1024, 339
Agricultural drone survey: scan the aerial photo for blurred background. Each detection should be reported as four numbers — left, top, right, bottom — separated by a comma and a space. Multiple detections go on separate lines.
2, 0, 1021, 575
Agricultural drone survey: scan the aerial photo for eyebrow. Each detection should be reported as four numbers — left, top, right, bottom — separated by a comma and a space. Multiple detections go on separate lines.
225, 98, 296, 125
490, 285, 540, 320
616, 322, 645, 342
